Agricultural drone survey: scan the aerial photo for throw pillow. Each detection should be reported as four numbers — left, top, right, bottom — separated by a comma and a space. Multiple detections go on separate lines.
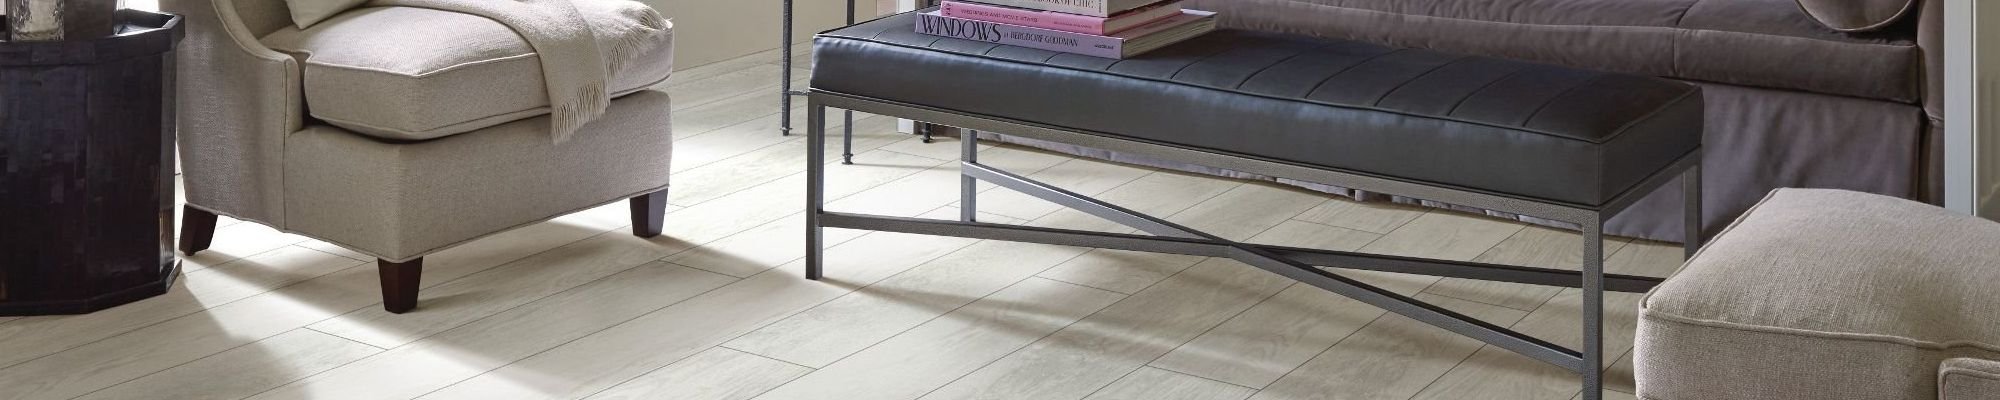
1795, 0, 1917, 32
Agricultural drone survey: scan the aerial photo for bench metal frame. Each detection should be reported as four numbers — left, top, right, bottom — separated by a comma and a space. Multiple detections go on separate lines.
804, 90, 1701, 400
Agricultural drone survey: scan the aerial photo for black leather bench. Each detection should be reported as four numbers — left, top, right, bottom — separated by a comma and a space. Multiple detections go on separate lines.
812, 12, 1701, 207
802, 11, 1702, 400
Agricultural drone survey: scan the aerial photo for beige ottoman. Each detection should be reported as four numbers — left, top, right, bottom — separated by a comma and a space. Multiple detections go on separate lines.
1635, 189, 2000, 400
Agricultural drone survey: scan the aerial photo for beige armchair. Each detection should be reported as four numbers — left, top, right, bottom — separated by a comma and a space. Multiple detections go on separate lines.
164, 0, 676, 313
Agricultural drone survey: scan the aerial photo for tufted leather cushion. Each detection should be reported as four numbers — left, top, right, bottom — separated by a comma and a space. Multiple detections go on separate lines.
813, 12, 1701, 206
261, 6, 675, 141
1796, 0, 1919, 32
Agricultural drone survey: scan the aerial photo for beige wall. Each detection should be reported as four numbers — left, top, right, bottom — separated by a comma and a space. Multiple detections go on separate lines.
642, 0, 884, 70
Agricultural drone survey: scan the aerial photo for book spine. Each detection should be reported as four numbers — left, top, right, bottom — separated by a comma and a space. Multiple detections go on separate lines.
916, 13, 1123, 59
940, 1, 1107, 35
960, 0, 1107, 17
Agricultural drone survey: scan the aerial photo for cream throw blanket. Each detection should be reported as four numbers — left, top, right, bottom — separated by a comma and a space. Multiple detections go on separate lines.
365, 0, 670, 141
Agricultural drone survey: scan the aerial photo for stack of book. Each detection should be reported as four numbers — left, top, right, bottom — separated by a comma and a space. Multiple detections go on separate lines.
914, 0, 1217, 59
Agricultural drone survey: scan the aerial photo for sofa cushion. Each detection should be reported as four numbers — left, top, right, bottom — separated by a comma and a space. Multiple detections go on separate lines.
261, 6, 675, 141
1797, 0, 1918, 32
1183, 0, 1921, 104
1635, 189, 2000, 399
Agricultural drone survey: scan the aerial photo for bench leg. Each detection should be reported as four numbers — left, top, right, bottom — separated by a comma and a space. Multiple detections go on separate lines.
1581, 218, 1606, 400
961, 130, 979, 222
806, 101, 828, 281
1683, 163, 1703, 259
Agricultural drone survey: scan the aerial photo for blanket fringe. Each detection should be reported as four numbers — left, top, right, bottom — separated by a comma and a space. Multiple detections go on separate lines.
552, 83, 610, 143
605, 12, 671, 76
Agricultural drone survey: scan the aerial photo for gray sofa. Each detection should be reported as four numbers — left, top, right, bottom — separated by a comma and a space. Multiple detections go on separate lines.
996, 0, 1942, 242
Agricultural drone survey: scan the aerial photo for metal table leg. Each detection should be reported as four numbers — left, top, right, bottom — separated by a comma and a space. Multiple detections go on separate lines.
781, 0, 860, 150
786, 0, 946, 144
839, 0, 856, 163
781, 0, 793, 136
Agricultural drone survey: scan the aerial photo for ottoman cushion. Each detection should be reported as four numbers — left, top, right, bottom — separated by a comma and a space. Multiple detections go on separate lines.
1636, 188, 2000, 399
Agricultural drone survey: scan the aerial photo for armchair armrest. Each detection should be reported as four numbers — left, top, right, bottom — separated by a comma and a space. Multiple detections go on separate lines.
163, 0, 302, 225
1940, 358, 2000, 400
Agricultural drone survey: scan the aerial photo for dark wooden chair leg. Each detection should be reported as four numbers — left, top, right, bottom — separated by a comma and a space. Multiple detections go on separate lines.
178, 205, 218, 256
630, 189, 668, 238
378, 258, 422, 314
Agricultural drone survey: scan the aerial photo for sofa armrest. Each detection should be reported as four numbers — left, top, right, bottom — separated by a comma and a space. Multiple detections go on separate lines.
162, 0, 303, 225
1915, 0, 1944, 202
1918, 0, 1941, 122
1940, 358, 2000, 400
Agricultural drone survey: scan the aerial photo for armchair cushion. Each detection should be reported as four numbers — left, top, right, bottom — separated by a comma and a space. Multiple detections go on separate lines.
261, 6, 675, 141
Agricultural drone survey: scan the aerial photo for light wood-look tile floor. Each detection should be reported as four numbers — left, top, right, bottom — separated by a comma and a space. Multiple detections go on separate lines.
0, 45, 1679, 400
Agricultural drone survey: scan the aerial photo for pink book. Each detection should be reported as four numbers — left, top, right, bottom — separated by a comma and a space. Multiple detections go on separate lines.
940, 1, 1184, 35
915, 9, 1218, 59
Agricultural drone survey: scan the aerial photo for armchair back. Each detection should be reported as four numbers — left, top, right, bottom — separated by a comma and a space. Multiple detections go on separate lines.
218, 0, 294, 36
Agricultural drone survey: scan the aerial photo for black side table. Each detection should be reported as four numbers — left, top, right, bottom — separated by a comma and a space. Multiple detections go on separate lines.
0, 10, 184, 315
